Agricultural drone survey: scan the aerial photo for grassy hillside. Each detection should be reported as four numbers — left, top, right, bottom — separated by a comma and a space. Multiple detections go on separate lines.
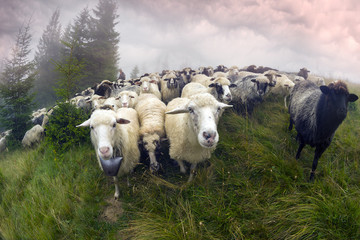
1, 81, 360, 239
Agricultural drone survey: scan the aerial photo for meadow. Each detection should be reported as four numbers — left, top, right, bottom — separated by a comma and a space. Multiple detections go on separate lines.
1, 79, 360, 239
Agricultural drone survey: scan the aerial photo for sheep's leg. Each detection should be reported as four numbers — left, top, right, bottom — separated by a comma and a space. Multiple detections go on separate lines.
113, 176, 120, 200
296, 142, 305, 159
149, 151, 159, 173
187, 163, 197, 182
310, 145, 327, 181
178, 160, 186, 174
288, 118, 294, 131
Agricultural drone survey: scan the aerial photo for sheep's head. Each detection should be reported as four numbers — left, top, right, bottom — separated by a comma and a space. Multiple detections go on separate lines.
208, 77, 236, 103
298, 67, 310, 79
142, 133, 161, 153
117, 91, 138, 108
320, 81, 358, 120
77, 110, 130, 175
264, 70, 281, 87
251, 76, 271, 97
166, 93, 232, 148
137, 77, 157, 92
163, 72, 181, 89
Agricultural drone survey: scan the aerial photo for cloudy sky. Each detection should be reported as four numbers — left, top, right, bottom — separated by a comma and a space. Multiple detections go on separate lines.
1, 0, 360, 83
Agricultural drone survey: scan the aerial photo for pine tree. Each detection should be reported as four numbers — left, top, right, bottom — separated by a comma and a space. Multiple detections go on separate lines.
130, 65, 140, 79
0, 21, 36, 145
52, 39, 86, 102
34, 8, 62, 107
88, 0, 120, 82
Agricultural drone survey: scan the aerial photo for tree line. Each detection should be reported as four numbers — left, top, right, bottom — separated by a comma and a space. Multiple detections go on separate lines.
0, 0, 122, 146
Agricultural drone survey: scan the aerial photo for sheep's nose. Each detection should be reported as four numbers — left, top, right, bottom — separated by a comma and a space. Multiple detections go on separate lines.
99, 146, 110, 155
203, 131, 216, 141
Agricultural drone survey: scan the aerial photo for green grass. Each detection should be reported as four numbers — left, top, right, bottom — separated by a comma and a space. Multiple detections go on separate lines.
1, 81, 360, 239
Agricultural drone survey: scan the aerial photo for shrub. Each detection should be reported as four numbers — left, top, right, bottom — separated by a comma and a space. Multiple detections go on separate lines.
45, 102, 90, 157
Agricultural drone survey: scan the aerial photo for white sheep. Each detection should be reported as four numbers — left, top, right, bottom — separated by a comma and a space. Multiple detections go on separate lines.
117, 91, 138, 108
165, 93, 232, 182
0, 136, 6, 153
77, 108, 140, 199
135, 93, 166, 173
22, 124, 45, 148
269, 74, 295, 108
189, 75, 236, 103
136, 76, 161, 100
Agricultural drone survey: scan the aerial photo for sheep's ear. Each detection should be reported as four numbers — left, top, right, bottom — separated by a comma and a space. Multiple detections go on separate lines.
208, 83, 216, 88
251, 79, 257, 83
210, 77, 215, 81
76, 119, 91, 127
218, 103, 233, 109
165, 107, 189, 114
229, 83, 237, 88
276, 74, 282, 77
320, 86, 330, 95
117, 118, 130, 124
348, 94, 359, 102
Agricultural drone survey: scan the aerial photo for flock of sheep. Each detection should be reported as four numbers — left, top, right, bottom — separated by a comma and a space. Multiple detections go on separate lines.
1, 64, 358, 199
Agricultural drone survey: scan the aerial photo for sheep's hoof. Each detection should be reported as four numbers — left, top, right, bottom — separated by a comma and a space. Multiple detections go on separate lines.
150, 162, 160, 173
114, 193, 120, 200
309, 172, 315, 182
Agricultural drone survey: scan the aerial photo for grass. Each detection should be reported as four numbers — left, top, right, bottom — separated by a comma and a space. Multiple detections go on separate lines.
1, 80, 360, 239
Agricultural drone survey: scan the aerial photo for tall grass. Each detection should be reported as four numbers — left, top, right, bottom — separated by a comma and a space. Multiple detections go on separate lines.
1, 81, 360, 239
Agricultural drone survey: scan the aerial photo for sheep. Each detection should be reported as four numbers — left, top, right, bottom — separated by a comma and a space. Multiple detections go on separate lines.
297, 67, 325, 86
269, 74, 295, 108
135, 93, 167, 173
117, 91, 138, 108
0, 136, 6, 153
31, 108, 47, 125
77, 108, 140, 199
214, 64, 229, 73
102, 97, 121, 111
92, 80, 114, 98
181, 82, 209, 99
236, 70, 280, 87
187, 76, 236, 103
22, 124, 45, 148
165, 93, 232, 182
180, 67, 196, 84
288, 80, 358, 181
136, 76, 161, 100
230, 75, 273, 116
198, 66, 214, 77
160, 71, 185, 104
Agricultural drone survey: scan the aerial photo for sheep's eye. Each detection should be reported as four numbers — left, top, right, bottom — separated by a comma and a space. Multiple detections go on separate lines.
112, 123, 116, 128
188, 107, 194, 113
130, 96, 135, 98
217, 107, 221, 112
90, 126, 94, 130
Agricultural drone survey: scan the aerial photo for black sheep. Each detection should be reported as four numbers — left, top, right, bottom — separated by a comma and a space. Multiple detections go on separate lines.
288, 80, 358, 181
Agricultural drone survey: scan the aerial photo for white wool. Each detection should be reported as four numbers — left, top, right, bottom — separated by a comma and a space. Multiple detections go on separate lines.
22, 125, 44, 148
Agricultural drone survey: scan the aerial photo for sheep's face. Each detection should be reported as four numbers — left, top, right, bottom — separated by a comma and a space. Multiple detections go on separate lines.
77, 110, 130, 160
320, 85, 358, 120
166, 94, 232, 148
142, 133, 160, 153
118, 92, 137, 108
251, 78, 269, 97
209, 83, 237, 103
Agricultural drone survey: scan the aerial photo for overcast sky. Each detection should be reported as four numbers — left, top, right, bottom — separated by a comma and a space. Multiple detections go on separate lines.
1, 0, 360, 83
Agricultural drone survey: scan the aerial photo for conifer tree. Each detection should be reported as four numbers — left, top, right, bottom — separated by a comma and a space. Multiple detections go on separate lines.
0, 21, 36, 144
34, 9, 62, 107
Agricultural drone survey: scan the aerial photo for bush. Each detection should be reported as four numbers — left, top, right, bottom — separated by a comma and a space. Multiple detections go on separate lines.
45, 102, 90, 156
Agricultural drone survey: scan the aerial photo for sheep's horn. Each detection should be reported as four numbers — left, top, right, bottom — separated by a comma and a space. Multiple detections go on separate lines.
100, 156, 123, 176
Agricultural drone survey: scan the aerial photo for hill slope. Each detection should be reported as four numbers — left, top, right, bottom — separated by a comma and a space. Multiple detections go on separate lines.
1, 83, 360, 239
